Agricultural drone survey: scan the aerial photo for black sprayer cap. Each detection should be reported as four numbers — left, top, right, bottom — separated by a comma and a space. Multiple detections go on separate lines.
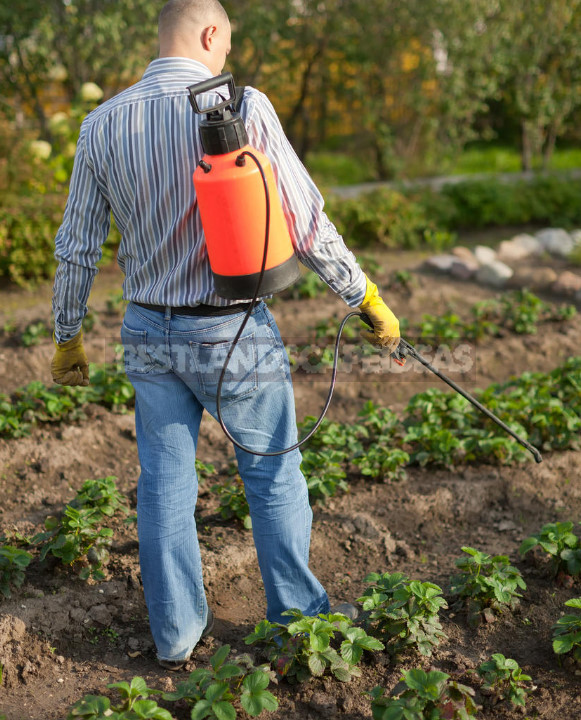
187, 72, 248, 155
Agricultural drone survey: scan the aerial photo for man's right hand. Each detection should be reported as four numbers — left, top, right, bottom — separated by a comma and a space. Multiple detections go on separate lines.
50, 330, 90, 386
358, 276, 401, 353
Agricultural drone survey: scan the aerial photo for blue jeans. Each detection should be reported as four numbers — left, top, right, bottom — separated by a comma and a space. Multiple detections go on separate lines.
121, 301, 329, 661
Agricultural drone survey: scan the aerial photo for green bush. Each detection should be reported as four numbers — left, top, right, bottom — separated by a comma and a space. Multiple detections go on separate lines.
326, 189, 456, 250
0, 196, 63, 286
325, 173, 581, 250
438, 174, 581, 229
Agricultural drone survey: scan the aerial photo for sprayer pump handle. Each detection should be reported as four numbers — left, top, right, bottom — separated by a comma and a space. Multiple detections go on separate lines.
187, 72, 237, 115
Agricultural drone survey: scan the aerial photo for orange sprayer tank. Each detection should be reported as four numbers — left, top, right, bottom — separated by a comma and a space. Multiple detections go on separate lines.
188, 73, 300, 300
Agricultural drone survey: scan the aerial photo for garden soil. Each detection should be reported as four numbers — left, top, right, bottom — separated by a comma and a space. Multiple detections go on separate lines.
1, 235, 580, 720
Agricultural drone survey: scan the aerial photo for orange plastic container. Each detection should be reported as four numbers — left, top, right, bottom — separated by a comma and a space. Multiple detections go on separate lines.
193, 145, 300, 299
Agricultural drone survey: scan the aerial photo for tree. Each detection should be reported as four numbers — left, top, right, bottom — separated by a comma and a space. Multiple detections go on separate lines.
494, 0, 581, 170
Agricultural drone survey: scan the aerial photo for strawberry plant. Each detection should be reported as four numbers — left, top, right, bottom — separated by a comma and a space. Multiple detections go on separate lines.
301, 448, 348, 502
358, 571, 447, 657
162, 644, 278, 718
195, 459, 217, 482
20, 320, 51, 347
71, 476, 129, 518
450, 547, 526, 623
519, 521, 581, 577
0, 545, 32, 598
212, 475, 251, 529
552, 598, 581, 663
66, 677, 170, 719
369, 668, 479, 720
477, 653, 533, 707
244, 609, 383, 682
32, 506, 114, 581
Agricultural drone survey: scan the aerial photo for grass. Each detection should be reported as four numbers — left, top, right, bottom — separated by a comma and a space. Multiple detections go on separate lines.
305, 145, 581, 185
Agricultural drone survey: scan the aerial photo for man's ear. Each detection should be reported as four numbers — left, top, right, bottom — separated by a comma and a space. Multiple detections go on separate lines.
201, 24, 217, 51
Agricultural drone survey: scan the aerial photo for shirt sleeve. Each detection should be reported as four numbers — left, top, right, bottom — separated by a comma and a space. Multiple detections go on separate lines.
243, 89, 367, 307
52, 126, 111, 342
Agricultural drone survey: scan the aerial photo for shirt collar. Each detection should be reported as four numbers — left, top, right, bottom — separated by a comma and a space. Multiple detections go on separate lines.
142, 57, 213, 80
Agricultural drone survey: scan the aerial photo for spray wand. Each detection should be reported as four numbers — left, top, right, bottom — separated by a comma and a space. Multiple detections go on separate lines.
360, 314, 543, 463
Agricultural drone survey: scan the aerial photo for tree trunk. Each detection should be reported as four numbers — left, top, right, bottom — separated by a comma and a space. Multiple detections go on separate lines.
521, 120, 532, 171
543, 121, 558, 170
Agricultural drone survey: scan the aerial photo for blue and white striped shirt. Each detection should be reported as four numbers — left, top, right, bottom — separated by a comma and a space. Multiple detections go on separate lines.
52, 57, 367, 341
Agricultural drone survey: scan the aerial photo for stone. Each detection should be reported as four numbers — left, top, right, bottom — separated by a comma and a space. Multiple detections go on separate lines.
475, 261, 513, 287
507, 266, 558, 291
535, 228, 575, 257
450, 258, 479, 280
498, 234, 542, 261
552, 271, 581, 297
571, 229, 581, 247
474, 245, 497, 265
424, 254, 457, 272
451, 246, 476, 262
87, 604, 113, 626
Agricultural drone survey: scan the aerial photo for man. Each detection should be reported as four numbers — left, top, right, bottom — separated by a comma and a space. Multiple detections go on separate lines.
51, 0, 400, 670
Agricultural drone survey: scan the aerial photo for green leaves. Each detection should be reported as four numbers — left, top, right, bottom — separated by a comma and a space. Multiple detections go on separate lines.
450, 547, 526, 621
552, 597, 581, 663
369, 668, 479, 720
519, 521, 581, 577
66, 679, 171, 720
212, 474, 252, 529
31, 476, 127, 581
162, 645, 277, 720
477, 654, 533, 707
244, 609, 383, 683
0, 545, 32, 598
358, 572, 448, 658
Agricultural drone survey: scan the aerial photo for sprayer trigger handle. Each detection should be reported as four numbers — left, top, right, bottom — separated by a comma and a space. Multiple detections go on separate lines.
359, 312, 408, 365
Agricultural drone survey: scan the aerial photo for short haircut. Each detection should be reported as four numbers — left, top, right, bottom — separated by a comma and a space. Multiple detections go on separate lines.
159, 0, 229, 35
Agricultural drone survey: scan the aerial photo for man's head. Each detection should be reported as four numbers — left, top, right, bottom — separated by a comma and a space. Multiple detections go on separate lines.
158, 0, 231, 75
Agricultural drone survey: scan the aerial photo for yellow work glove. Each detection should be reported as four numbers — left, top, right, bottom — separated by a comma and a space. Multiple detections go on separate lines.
50, 330, 90, 386
359, 276, 401, 353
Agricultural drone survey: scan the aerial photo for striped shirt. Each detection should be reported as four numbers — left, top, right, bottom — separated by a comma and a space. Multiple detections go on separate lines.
52, 57, 367, 341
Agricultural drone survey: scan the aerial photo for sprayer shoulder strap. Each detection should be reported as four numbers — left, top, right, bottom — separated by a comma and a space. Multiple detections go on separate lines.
234, 86, 246, 114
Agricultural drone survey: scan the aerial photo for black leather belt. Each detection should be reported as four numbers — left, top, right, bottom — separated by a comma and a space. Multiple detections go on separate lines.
133, 301, 253, 316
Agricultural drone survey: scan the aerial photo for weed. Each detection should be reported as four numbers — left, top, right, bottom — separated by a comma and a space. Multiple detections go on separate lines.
369, 668, 479, 720
477, 653, 533, 707
358, 572, 447, 657
245, 609, 383, 683
552, 597, 581, 664
450, 547, 526, 623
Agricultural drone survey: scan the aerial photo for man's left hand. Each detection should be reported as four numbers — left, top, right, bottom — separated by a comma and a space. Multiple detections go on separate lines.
51, 330, 90, 386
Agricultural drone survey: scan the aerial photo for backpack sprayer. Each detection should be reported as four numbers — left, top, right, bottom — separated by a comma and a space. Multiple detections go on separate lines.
187, 72, 542, 464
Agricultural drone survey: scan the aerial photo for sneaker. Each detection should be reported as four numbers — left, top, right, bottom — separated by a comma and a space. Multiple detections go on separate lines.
330, 602, 360, 621
158, 608, 215, 671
